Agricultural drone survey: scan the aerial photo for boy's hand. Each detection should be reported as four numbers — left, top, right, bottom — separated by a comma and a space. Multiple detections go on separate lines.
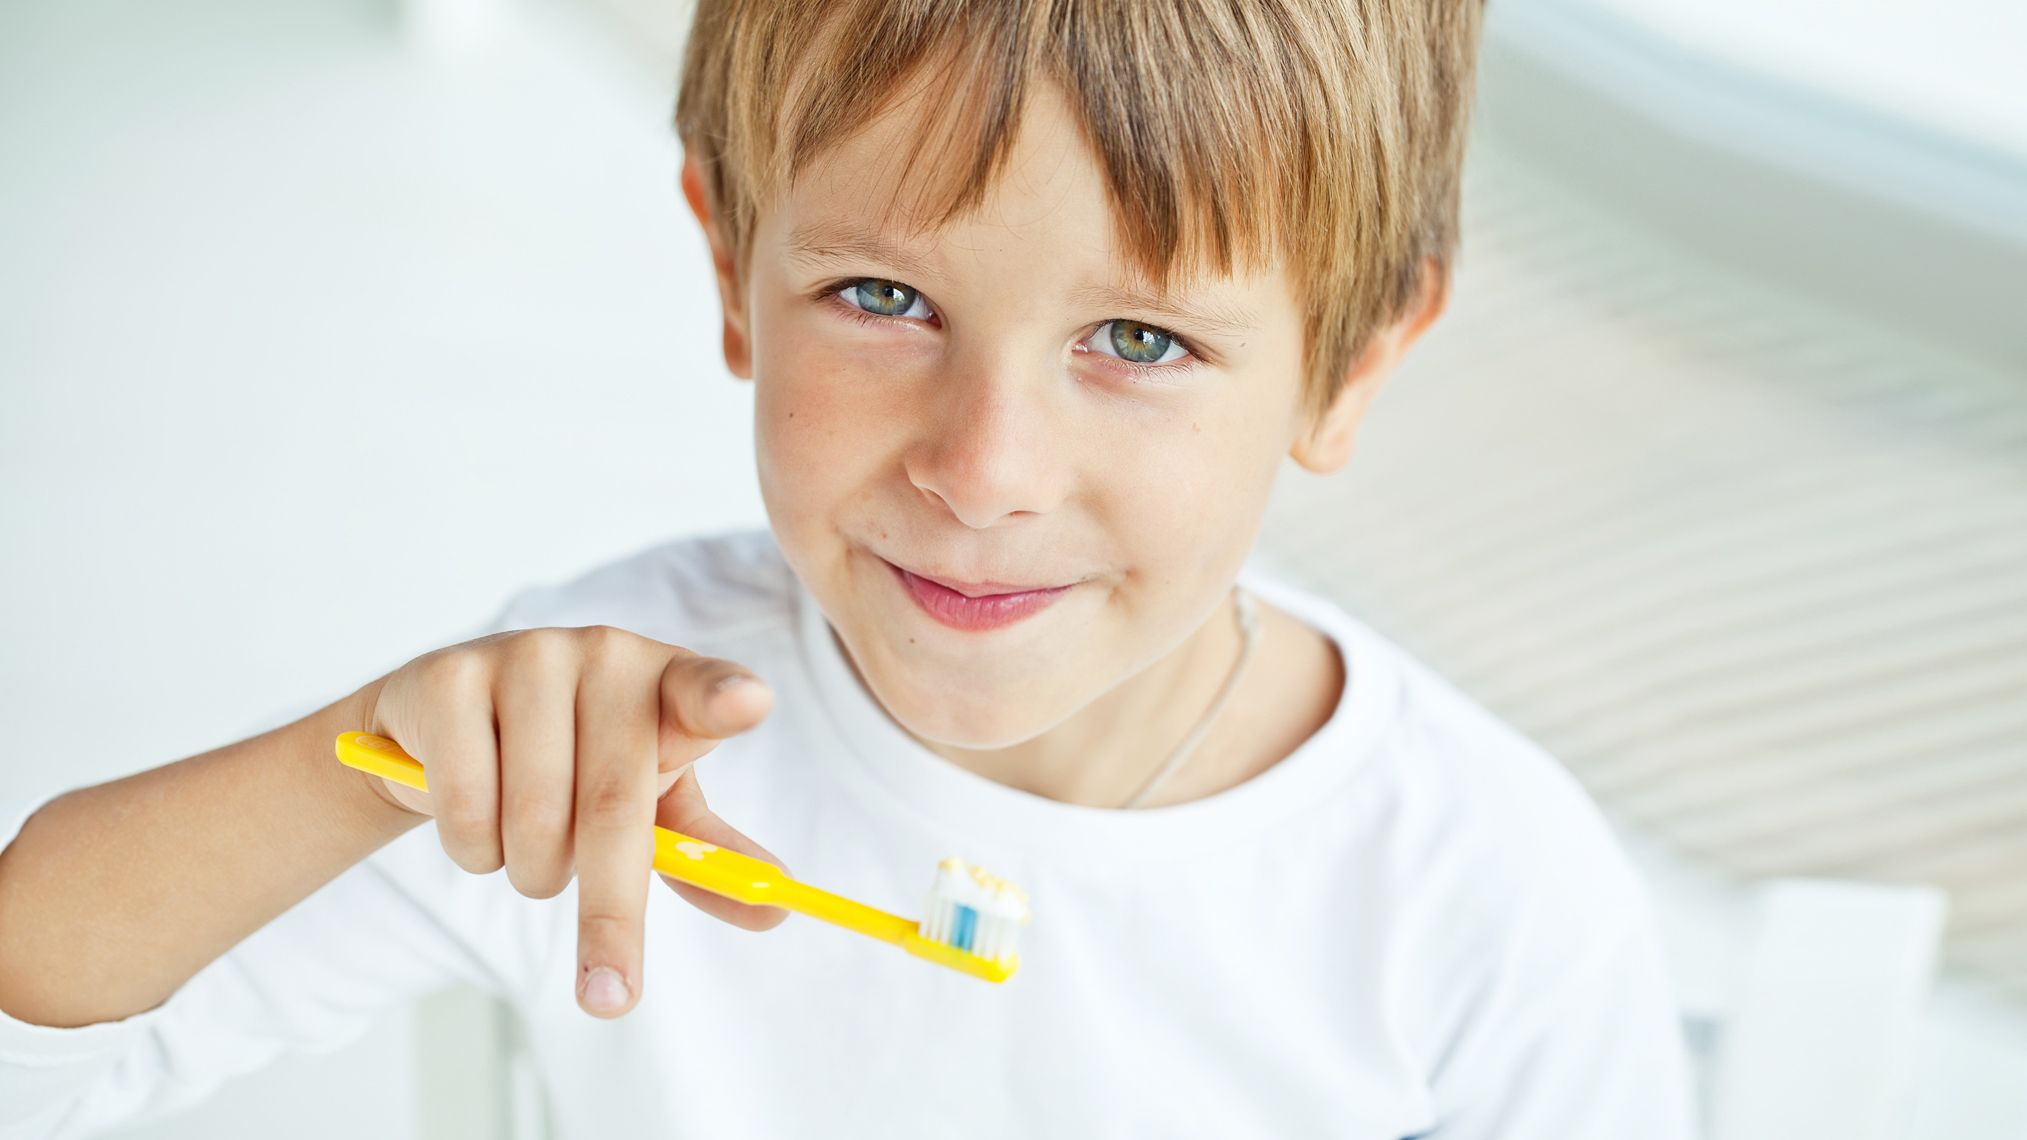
364, 626, 782, 1019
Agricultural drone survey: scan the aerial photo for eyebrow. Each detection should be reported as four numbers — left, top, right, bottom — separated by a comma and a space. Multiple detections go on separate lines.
786, 219, 1260, 341
1067, 283, 1260, 341
785, 220, 939, 280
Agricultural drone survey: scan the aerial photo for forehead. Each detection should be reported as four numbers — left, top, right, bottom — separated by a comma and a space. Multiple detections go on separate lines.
789, 81, 1106, 257
774, 81, 1282, 326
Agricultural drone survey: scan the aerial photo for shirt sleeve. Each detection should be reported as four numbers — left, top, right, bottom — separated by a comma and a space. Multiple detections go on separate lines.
1378, 662, 1700, 1140
1424, 902, 1698, 1139
0, 794, 523, 1140
1403, 760, 1700, 1140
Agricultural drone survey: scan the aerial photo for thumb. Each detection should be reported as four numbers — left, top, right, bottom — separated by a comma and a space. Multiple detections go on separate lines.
656, 654, 773, 775
653, 768, 789, 931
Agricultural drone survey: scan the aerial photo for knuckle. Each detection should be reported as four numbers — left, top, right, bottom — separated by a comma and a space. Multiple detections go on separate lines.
577, 776, 649, 834
420, 647, 489, 699
677, 661, 730, 699
578, 909, 641, 939
434, 798, 501, 862
439, 812, 493, 846
505, 627, 576, 676
661, 663, 712, 713
503, 787, 573, 835
434, 782, 496, 827
576, 624, 634, 663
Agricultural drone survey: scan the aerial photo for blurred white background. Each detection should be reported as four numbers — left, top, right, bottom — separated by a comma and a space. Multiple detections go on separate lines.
0, 0, 765, 799
2, 7, 761, 1133
1, 0, 2023, 1137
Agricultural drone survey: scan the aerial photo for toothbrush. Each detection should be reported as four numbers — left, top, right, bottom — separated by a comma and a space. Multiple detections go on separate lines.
335, 732, 1025, 982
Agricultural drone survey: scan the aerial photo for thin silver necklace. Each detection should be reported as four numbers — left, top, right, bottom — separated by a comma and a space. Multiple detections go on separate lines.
1121, 587, 1264, 809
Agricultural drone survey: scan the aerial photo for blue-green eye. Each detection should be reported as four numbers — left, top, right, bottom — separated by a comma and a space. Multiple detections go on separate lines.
1092, 320, 1188, 365
841, 279, 932, 319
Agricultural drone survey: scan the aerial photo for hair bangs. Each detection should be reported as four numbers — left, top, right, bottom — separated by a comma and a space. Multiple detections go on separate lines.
680, 0, 1481, 414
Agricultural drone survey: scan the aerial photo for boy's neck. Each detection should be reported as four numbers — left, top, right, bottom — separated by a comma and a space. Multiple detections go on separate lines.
904, 593, 1345, 809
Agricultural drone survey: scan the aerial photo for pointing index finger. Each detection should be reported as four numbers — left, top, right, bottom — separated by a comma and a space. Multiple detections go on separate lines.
570, 646, 661, 1019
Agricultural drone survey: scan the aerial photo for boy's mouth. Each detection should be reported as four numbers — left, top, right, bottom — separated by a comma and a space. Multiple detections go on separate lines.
885, 561, 1074, 632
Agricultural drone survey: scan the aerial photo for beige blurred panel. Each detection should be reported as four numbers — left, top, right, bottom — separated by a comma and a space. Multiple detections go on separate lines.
415, 984, 555, 1140
417, 986, 511, 1140
1710, 880, 1947, 1140
1257, 141, 2027, 996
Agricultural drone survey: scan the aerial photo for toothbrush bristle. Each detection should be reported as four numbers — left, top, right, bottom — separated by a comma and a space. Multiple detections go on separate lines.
920, 857, 1028, 963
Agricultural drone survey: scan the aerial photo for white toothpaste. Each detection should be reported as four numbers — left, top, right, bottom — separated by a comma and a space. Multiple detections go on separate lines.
919, 857, 1029, 963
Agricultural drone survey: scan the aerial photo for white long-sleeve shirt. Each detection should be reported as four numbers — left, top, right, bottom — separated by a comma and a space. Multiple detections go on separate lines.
1, 531, 1694, 1139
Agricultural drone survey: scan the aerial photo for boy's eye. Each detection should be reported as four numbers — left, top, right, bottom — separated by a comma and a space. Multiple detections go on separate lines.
839, 279, 933, 320
1089, 320, 1189, 365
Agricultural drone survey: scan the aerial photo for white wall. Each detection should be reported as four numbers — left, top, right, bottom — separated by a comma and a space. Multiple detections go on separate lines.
0, 0, 766, 814
0, 6, 759, 1134
1565, 0, 2027, 161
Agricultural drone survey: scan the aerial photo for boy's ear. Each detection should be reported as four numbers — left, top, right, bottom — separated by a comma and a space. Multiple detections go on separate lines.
681, 153, 754, 379
1290, 257, 1448, 474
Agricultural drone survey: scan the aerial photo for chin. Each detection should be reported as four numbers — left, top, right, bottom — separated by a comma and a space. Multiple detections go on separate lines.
862, 653, 1084, 750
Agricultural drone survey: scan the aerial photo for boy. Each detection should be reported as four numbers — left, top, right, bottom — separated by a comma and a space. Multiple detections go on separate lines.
0, 1, 1692, 1136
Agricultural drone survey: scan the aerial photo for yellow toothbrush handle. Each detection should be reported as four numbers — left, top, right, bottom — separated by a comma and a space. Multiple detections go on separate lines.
333, 732, 919, 946
649, 829, 917, 944
337, 730, 435, 791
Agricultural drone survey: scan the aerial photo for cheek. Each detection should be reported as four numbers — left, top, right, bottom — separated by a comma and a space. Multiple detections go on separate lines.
750, 310, 921, 549
753, 300, 853, 484
755, 383, 857, 567
1089, 400, 1291, 583
754, 353, 843, 492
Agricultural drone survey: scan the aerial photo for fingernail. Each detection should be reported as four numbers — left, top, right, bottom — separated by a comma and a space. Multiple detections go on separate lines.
581, 966, 629, 1013
713, 673, 757, 693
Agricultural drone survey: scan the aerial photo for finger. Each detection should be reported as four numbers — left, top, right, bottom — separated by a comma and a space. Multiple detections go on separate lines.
657, 655, 773, 774
571, 631, 660, 1018
393, 649, 502, 874
374, 773, 435, 817
496, 632, 579, 900
655, 768, 789, 931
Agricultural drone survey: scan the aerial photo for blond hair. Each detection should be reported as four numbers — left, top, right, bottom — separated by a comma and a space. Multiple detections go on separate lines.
677, 0, 1481, 413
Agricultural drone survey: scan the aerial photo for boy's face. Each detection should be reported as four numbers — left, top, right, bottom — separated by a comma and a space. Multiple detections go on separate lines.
735, 85, 1323, 749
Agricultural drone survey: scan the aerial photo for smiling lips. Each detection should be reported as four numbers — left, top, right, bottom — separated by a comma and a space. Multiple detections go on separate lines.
889, 562, 1073, 631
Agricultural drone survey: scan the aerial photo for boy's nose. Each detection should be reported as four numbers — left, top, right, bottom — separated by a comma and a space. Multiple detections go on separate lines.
902, 359, 1071, 530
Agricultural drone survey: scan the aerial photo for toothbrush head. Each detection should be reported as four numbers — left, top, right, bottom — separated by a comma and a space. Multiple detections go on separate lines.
901, 857, 1028, 983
